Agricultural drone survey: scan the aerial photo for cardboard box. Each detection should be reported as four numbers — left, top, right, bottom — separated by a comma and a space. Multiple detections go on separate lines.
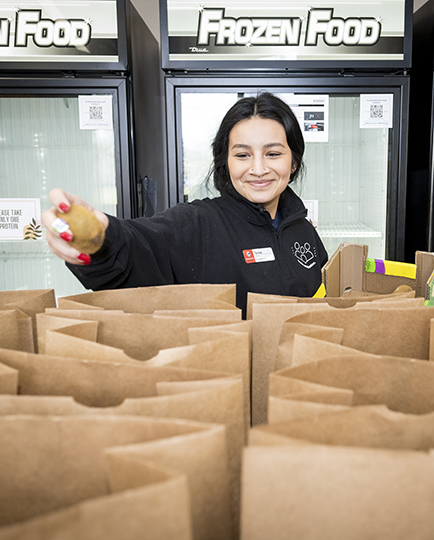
322, 243, 434, 298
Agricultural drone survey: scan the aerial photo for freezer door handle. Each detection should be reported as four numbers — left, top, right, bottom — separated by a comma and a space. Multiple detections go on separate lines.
138, 176, 157, 218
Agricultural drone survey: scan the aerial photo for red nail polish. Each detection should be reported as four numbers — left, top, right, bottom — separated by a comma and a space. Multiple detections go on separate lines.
77, 253, 91, 265
59, 203, 70, 213
60, 231, 73, 242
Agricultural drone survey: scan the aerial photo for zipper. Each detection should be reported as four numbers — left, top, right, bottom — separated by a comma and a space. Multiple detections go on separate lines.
275, 219, 295, 279
258, 208, 294, 278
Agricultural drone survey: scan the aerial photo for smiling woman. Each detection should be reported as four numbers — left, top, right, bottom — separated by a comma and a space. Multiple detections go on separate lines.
42, 92, 328, 317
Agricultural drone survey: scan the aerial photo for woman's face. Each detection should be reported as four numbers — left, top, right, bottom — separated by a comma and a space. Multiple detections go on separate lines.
227, 116, 294, 219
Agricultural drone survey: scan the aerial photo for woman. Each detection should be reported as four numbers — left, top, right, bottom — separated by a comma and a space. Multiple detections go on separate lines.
42, 93, 328, 317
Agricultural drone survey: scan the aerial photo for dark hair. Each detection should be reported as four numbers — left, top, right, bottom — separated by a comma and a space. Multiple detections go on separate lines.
207, 92, 305, 195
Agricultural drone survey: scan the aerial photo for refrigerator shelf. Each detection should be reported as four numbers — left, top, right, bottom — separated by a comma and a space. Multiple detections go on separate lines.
0, 241, 51, 255
318, 222, 383, 239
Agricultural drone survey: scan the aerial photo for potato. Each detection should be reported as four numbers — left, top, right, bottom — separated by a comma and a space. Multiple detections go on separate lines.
56, 203, 105, 254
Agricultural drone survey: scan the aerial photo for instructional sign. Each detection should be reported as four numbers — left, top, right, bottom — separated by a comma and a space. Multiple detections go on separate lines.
360, 94, 394, 128
279, 94, 329, 143
0, 198, 42, 241
79, 95, 113, 130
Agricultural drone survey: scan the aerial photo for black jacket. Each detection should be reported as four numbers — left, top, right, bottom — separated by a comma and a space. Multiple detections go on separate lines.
68, 187, 328, 317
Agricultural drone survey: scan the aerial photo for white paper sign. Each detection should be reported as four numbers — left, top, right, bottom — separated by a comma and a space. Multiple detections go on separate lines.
79, 95, 113, 130
360, 94, 394, 128
303, 199, 319, 228
0, 198, 42, 241
278, 94, 329, 143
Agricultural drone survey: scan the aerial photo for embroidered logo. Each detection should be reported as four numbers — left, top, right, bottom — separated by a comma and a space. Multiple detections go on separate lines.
292, 242, 317, 269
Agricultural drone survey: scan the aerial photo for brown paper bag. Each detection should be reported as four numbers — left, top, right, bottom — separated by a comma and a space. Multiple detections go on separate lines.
246, 289, 416, 320
40, 325, 251, 422
153, 309, 241, 320
0, 311, 21, 351
0, 289, 56, 315
269, 347, 354, 422
148, 332, 251, 426
242, 406, 434, 540
0, 461, 192, 540
0, 344, 245, 539
257, 301, 434, 422
251, 404, 434, 448
246, 291, 370, 320
104, 421, 232, 540
58, 284, 237, 312
251, 302, 331, 424
246, 292, 297, 319
274, 322, 344, 370
367, 297, 425, 307
44, 328, 138, 364
41, 315, 252, 428
269, 372, 354, 403
290, 333, 367, 367
0, 379, 244, 537
0, 347, 232, 406
41, 309, 240, 361
188, 321, 253, 416
251, 299, 378, 425
0, 415, 231, 540
268, 395, 350, 423
0, 310, 34, 353
277, 325, 385, 371
288, 305, 434, 360
271, 354, 434, 414
0, 289, 56, 352
0, 364, 18, 395
36, 313, 100, 354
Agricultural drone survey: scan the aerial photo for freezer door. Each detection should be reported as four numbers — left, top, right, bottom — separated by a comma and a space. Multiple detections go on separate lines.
280, 92, 389, 261
0, 90, 126, 297
170, 84, 406, 261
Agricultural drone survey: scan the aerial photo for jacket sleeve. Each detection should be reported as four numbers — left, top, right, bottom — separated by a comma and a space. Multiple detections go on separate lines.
66, 203, 205, 291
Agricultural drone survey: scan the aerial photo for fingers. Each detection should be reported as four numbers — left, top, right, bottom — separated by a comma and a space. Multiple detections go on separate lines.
42, 189, 103, 266
45, 225, 91, 266
47, 188, 109, 230
48, 188, 92, 213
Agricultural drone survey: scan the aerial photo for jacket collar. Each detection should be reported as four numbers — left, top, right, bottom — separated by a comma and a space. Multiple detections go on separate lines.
222, 185, 308, 225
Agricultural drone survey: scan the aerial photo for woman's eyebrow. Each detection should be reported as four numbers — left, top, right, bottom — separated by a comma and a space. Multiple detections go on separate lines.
231, 143, 251, 149
263, 142, 286, 149
231, 142, 286, 149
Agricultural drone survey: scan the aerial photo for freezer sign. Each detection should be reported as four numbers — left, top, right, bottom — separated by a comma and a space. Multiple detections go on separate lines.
0, 9, 91, 48
196, 8, 382, 47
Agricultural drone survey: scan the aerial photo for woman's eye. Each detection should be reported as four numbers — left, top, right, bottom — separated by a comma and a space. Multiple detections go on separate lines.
267, 152, 282, 158
236, 153, 250, 158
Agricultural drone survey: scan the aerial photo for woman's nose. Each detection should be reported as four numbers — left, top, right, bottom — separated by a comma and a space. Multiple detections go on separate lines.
250, 157, 268, 177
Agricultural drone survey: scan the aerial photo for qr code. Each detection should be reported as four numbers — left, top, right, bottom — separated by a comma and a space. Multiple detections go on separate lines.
370, 104, 383, 119
89, 106, 103, 120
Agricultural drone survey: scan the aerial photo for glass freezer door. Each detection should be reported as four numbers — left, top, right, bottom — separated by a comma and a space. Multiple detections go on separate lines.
0, 94, 118, 297
282, 92, 389, 261
177, 90, 393, 260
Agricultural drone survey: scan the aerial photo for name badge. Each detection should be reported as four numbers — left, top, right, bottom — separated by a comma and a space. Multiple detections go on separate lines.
243, 247, 275, 264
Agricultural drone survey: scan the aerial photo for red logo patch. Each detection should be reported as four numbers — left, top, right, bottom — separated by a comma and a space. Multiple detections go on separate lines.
243, 250, 256, 264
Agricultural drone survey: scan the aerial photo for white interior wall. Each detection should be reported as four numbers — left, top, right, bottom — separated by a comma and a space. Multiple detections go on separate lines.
131, 0, 160, 42
414, 0, 428, 11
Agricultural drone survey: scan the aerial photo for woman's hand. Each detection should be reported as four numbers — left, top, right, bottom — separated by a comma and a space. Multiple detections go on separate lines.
42, 188, 109, 266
